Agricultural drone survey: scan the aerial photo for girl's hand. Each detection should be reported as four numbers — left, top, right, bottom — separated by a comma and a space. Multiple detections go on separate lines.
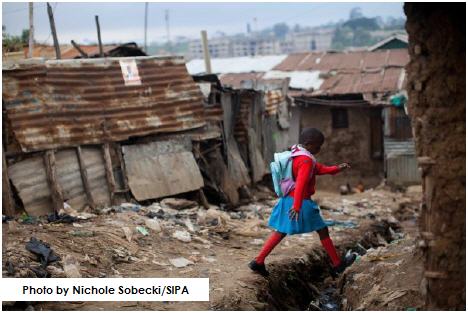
288, 207, 299, 221
338, 163, 351, 170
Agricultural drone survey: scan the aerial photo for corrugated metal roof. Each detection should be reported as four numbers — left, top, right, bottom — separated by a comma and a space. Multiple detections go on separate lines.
3, 56, 206, 152
273, 49, 409, 72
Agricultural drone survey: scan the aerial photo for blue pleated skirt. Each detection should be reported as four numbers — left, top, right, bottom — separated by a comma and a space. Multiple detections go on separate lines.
268, 196, 327, 235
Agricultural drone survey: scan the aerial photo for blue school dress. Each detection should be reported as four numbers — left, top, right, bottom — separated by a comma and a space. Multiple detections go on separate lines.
268, 196, 327, 235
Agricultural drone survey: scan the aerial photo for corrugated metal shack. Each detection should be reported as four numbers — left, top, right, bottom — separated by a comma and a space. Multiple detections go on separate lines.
187, 49, 419, 189
192, 74, 292, 204
2, 56, 218, 216
3, 54, 295, 216
274, 49, 419, 188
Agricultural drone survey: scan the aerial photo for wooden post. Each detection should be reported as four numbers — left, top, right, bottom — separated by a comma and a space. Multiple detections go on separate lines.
2, 147, 15, 216
76, 146, 95, 209
46, 2, 61, 59
43, 150, 64, 213
95, 15, 104, 57
116, 144, 130, 194
201, 30, 212, 74
144, 2, 148, 53
71, 40, 89, 58
102, 143, 116, 204
28, 2, 34, 58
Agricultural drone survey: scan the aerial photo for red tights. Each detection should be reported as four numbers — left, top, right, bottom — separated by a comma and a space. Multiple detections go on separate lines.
255, 228, 341, 267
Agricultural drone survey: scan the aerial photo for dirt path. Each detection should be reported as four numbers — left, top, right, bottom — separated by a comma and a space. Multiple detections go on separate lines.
3, 186, 422, 311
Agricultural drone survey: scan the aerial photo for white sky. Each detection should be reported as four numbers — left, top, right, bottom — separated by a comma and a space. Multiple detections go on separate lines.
2, 2, 405, 44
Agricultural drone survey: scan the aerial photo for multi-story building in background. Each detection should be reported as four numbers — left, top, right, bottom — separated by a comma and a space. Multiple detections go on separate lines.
187, 28, 335, 60
286, 28, 334, 52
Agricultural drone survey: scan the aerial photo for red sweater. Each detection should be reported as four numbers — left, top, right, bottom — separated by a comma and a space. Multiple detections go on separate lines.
289, 155, 341, 212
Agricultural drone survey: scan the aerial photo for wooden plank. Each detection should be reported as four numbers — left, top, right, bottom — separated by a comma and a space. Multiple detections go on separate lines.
2, 147, 15, 216
43, 150, 64, 213
76, 146, 96, 208
102, 143, 116, 204
117, 145, 130, 191
122, 140, 204, 201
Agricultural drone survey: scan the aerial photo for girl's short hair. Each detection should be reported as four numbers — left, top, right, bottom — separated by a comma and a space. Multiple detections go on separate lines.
299, 128, 324, 145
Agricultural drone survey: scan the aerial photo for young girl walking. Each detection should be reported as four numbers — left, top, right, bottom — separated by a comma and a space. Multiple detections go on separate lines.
249, 127, 356, 277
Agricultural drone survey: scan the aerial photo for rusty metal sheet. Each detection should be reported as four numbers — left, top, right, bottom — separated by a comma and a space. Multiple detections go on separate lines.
7, 147, 110, 216
3, 56, 206, 152
122, 140, 204, 201
264, 90, 283, 116
273, 52, 310, 71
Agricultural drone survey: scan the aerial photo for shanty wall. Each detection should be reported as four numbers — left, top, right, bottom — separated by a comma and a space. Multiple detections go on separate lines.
405, 3, 465, 310
2, 56, 209, 216
3, 56, 205, 153
300, 105, 383, 191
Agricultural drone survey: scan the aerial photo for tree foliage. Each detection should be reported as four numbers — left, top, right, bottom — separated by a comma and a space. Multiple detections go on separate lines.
3, 27, 29, 52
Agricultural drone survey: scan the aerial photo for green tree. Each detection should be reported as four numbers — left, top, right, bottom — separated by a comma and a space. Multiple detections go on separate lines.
272, 23, 289, 39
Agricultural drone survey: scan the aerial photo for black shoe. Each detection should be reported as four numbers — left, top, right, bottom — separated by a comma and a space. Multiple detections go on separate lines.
248, 260, 269, 277
331, 251, 357, 277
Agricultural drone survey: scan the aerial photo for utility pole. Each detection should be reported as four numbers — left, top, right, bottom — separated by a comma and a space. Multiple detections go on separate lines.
95, 15, 103, 57
165, 9, 171, 54
46, 2, 61, 59
28, 2, 34, 58
144, 2, 148, 53
200, 30, 212, 74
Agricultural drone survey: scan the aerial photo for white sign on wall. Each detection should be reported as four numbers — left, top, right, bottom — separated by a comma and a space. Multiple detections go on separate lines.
119, 59, 142, 86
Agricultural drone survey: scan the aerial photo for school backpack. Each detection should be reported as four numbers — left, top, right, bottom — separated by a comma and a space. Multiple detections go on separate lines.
270, 145, 316, 197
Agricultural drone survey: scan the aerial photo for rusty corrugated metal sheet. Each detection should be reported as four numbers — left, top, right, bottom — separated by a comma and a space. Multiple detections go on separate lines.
204, 104, 224, 122
3, 56, 206, 152
219, 72, 265, 88
273, 49, 408, 72
264, 90, 283, 116
8, 147, 110, 216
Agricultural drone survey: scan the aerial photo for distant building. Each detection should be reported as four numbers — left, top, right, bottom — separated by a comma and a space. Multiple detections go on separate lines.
286, 28, 334, 52
368, 33, 409, 51
187, 28, 335, 60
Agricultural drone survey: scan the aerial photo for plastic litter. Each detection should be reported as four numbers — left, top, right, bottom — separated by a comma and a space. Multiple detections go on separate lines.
25, 237, 60, 267
47, 212, 78, 224
136, 226, 149, 236
324, 219, 358, 229
169, 257, 194, 268
63, 255, 82, 278
145, 219, 162, 233
68, 230, 95, 237
172, 230, 191, 242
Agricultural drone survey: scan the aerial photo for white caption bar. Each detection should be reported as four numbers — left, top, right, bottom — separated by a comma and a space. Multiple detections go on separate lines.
1, 278, 209, 302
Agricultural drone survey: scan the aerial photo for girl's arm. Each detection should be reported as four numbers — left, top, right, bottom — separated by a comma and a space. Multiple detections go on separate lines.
292, 157, 313, 212
315, 162, 341, 175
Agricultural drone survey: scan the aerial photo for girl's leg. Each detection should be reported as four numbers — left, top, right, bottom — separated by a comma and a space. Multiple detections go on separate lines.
255, 231, 286, 264
317, 227, 341, 267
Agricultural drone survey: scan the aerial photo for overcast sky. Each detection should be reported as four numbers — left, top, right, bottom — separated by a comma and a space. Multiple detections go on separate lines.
2, 2, 405, 44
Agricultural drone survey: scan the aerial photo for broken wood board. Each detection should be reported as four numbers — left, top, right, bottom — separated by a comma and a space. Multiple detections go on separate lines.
8, 147, 111, 216
122, 140, 204, 201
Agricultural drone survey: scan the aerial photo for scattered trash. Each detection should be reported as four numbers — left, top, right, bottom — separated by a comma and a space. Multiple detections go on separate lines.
250, 239, 264, 245
112, 247, 132, 263
169, 257, 194, 268
161, 198, 198, 210
118, 203, 142, 212
63, 255, 82, 278
324, 219, 358, 229
183, 218, 196, 232
136, 226, 149, 236
68, 230, 95, 237
25, 237, 60, 267
122, 227, 133, 242
145, 218, 162, 233
172, 230, 191, 243
18, 213, 38, 225
47, 212, 79, 224
340, 184, 351, 195
3, 215, 13, 223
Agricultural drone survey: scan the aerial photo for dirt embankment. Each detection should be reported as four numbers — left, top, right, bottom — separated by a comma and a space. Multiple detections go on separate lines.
3, 185, 423, 311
